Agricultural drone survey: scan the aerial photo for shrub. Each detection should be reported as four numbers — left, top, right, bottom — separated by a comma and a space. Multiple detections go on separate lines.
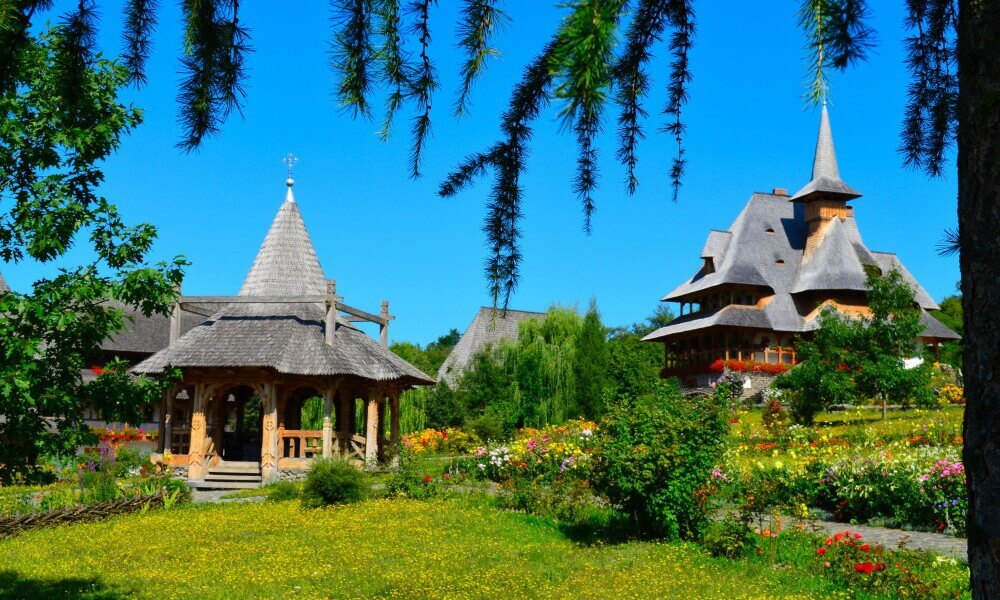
111, 446, 147, 479
384, 448, 457, 500
761, 398, 790, 438
937, 383, 964, 406
301, 459, 367, 508
264, 481, 300, 503
702, 514, 758, 559
467, 412, 505, 443
591, 382, 728, 540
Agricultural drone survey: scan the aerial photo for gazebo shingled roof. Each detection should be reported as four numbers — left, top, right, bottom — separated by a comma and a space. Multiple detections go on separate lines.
133, 183, 433, 386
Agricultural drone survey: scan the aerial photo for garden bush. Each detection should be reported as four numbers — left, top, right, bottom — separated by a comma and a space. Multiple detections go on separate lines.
301, 459, 368, 508
761, 398, 791, 438
264, 481, 300, 503
591, 382, 728, 540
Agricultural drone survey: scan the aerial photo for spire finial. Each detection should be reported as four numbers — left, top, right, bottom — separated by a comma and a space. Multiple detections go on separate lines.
281, 153, 298, 202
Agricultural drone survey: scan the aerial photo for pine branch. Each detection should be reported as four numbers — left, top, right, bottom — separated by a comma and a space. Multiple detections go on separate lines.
217, 0, 250, 119
899, 0, 957, 176
55, 0, 99, 114
552, 0, 629, 232
438, 148, 496, 197
0, 1, 54, 93
121, 0, 158, 86
330, 0, 374, 119
374, 0, 411, 140
662, 0, 694, 202
613, 0, 672, 195
404, 0, 437, 178
799, 0, 875, 104
454, 0, 508, 117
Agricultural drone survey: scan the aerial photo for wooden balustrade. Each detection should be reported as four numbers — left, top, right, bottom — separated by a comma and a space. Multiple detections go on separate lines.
663, 346, 797, 373
278, 428, 324, 460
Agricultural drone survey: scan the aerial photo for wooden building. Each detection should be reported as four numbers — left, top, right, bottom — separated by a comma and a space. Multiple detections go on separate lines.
436, 307, 544, 386
643, 104, 959, 387
131, 177, 433, 487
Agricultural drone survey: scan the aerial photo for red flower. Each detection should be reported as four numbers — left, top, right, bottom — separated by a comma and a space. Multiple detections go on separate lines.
854, 533, 863, 540
854, 562, 877, 574
824, 538, 834, 546
834, 533, 845, 541
90, 365, 105, 376
860, 544, 871, 552
816, 547, 827, 556
423, 475, 431, 484
443, 472, 451, 480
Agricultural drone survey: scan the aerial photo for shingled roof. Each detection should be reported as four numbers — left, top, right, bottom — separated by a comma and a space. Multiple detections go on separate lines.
645, 106, 958, 344
133, 182, 433, 386
437, 307, 544, 386
0, 271, 8, 293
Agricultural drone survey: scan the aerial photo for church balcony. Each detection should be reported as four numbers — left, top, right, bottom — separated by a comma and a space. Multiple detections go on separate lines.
661, 346, 796, 377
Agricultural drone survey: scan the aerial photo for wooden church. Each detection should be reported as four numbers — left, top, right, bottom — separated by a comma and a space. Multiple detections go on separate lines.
643, 104, 959, 387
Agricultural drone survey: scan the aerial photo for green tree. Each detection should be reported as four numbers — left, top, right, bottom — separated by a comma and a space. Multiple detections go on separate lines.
853, 270, 934, 418
593, 380, 728, 540
606, 305, 674, 401
775, 309, 858, 425
935, 294, 963, 368
0, 28, 184, 482
777, 269, 933, 424
573, 300, 609, 419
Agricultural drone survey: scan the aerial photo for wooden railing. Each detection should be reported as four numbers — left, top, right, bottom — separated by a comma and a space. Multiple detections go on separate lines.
276, 429, 370, 462
663, 347, 796, 373
278, 428, 323, 460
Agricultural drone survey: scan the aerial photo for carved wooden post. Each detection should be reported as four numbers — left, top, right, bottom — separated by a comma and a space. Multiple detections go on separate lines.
322, 385, 336, 459
261, 383, 279, 482
365, 391, 379, 469
325, 280, 337, 347
169, 283, 182, 344
157, 387, 172, 453
390, 390, 401, 449
188, 384, 207, 480
379, 300, 390, 346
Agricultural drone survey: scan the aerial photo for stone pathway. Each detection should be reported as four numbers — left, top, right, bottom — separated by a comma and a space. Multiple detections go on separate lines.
745, 513, 967, 559
191, 490, 264, 504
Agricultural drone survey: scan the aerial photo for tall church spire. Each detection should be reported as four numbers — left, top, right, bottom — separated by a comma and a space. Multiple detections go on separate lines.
792, 103, 862, 201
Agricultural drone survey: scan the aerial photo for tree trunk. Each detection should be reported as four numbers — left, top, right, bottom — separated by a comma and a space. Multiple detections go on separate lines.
958, 2, 1000, 596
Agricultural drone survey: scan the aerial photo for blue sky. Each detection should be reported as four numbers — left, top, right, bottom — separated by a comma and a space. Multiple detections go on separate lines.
10, 1, 958, 345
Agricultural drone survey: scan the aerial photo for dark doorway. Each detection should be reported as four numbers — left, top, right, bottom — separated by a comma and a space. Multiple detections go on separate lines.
220, 386, 263, 462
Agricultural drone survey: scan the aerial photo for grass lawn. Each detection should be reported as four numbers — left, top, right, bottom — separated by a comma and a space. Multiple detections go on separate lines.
0, 498, 874, 600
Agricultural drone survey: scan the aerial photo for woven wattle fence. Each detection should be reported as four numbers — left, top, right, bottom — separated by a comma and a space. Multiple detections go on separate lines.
0, 491, 166, 539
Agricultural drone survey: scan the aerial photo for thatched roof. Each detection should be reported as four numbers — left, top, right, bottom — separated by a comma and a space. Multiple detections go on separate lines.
133, 183, 433, 386
437, 307, 544, 386
645, 106, 958, 344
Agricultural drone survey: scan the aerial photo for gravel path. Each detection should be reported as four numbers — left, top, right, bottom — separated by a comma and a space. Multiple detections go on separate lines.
191, 490, 264, 504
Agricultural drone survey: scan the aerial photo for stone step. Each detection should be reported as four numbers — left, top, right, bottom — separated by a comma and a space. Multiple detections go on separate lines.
204, 473, 262, 482
188, 479, 262, 490
218, 461, 260, 468
208, 466, 261, 475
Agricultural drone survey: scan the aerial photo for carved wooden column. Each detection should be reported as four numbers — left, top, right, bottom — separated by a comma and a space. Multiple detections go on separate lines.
188, 384, 207, 480
322, 384, 336, 459
261, 383, 279, 482
158, 387, 172, 453
390, 389, 401, 449
364, 391, 379, 469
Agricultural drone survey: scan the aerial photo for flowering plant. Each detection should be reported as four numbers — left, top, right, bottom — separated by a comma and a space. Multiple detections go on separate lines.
710, 359, 789, 375
401, 428, 482, 455
471, 419, 597, 483
919, 459, 967, 535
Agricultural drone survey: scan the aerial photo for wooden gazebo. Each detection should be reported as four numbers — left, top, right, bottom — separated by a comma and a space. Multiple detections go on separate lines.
133, 177, 433, 487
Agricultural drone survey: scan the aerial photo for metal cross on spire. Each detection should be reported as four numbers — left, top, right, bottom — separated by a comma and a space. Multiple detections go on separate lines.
281, 153, 299, 180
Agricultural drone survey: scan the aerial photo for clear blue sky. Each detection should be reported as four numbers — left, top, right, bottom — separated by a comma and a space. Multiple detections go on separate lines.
10, 1, 958, 345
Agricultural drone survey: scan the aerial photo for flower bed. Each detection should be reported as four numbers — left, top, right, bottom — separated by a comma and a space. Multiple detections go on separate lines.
471, 419, 597, 482
710, 359, 789, 375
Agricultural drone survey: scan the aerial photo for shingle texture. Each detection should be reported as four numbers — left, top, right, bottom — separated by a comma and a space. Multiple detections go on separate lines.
132, 187, 433, 385
0, 271, 8, 294
792, 103, 861, 201
644, 106, 956, 345
437, 307, 544, 386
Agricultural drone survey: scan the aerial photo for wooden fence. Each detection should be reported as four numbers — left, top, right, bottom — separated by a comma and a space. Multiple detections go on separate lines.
0, 490, 167, 539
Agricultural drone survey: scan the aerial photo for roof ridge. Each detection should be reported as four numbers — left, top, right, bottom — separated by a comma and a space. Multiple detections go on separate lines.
791, 104, 862, 201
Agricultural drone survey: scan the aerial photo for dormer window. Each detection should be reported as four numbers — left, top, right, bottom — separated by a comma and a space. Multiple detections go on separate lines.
765, 227, 775, 235
775, 259, 785, 267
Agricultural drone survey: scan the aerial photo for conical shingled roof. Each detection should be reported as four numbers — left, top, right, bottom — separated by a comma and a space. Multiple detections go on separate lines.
0, 271, 8, 293
239, 185, 327, 297
792, 103, 862, 201
132, 182, 434, 386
